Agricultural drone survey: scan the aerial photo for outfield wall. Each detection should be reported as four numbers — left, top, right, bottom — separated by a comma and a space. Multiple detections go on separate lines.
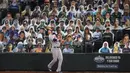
0, 53, 129, 72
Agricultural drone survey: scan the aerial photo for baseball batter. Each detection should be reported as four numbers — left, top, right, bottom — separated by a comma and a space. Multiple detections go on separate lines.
47, 31, 63, 73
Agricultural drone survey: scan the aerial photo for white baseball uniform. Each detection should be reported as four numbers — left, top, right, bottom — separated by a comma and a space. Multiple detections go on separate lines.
48, 34, 63, 72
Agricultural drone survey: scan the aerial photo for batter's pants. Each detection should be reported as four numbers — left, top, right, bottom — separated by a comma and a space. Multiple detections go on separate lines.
48, 48, 63, 72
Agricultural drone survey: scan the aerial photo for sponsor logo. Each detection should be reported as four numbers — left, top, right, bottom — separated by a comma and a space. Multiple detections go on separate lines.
97, 64, 118, 69
94, 55, 105, 63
